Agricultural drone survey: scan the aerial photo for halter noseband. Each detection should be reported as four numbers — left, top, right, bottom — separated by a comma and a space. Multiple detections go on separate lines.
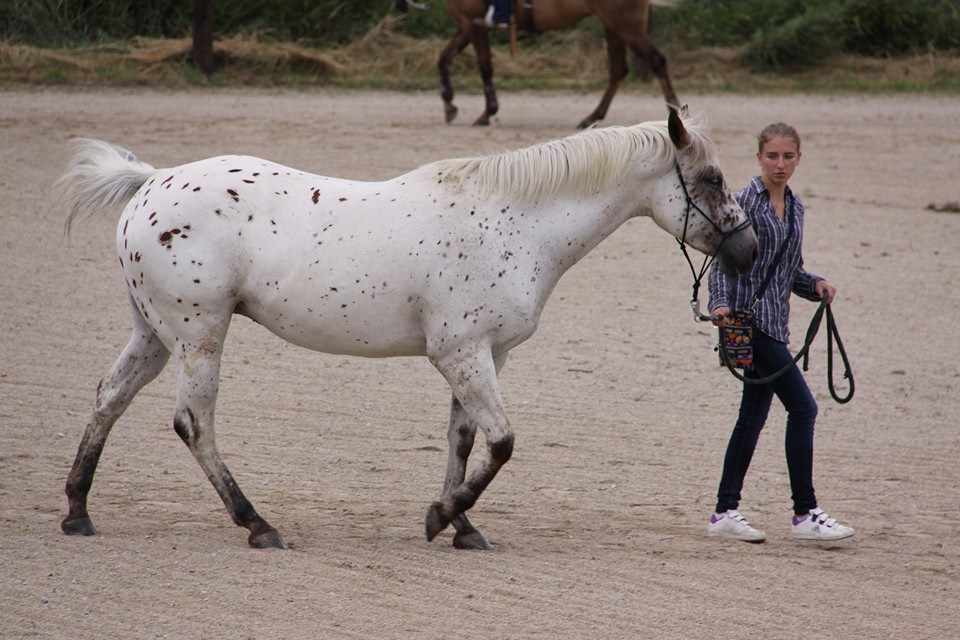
673, 162, 753, 322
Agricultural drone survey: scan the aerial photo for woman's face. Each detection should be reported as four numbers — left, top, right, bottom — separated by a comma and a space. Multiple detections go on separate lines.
757, 135, 800, 188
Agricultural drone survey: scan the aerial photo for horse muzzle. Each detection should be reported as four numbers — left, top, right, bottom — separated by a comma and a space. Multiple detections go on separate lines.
717, 226, 758, 276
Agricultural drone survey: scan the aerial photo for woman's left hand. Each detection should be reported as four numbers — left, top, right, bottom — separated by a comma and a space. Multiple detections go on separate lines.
815, 280, 837, 304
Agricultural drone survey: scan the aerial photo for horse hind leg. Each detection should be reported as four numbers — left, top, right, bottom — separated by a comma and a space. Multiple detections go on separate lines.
438, 28, 471, 124
579, 29, 629, 129
62, 295, 170, 536
172, 324, 283, 549
469, 28, 499, 126
629, 35, 679, 107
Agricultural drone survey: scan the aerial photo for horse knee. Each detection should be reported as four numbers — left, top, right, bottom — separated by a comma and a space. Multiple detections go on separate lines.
453, 424, 476, 459
173, 407, 198, 447
92, 378, 127, 420
489, 432, 514, 466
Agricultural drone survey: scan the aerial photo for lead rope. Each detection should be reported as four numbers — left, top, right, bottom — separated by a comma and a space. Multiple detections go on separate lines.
716, 298, 855, 403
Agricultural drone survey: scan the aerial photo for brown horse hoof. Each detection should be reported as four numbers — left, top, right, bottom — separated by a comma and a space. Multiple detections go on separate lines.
471, 115, 490, 127
445, 104, 458, 124
61, 516, 98, 536
425, 501, 451, 541
453, 530, 492, 550
248, 528, 285, 549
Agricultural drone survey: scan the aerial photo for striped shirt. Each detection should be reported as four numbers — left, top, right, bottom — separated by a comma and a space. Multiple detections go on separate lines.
708, 176, 823, 344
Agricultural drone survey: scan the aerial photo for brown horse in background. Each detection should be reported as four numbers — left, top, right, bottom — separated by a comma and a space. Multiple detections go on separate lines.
396, 0, 679, 128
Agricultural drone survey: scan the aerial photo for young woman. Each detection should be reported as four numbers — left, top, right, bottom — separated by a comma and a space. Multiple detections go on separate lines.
706, 123, 854, 543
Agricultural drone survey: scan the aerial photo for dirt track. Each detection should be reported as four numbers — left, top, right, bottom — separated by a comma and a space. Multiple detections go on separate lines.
2, 88, 959, 639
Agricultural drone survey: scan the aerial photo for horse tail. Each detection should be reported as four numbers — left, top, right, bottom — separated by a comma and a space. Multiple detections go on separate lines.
58, 138, 157, 238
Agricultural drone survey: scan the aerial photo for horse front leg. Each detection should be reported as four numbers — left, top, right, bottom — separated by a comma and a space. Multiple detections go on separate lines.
438, 28, 472, 124
469, 28, 499, 126
173, 330, 283, 549
629, 35, 679, 108
426, 344, 513, 545
442, 396, 488, 549
62, 297, 170, 537
440, 351, 508, 550
579, 29, 629, 129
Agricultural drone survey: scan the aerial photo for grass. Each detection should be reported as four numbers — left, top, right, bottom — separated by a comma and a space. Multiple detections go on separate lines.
1, 19, 958, 95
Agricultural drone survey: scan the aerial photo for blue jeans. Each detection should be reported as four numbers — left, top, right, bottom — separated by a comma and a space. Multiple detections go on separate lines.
715, 328, 819, 516
491, 0, 512, 24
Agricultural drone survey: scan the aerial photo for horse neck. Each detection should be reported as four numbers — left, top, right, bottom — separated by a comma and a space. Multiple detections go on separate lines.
527, 181, 641, 274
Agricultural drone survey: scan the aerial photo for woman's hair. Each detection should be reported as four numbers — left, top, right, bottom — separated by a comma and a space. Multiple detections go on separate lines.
757, 122, 801, 153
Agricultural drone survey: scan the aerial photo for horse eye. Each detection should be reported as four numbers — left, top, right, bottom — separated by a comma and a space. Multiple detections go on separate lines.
707, 175, 723, 189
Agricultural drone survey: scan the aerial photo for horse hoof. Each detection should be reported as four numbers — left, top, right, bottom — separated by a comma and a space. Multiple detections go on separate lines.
61, 516, 98, 536
425, 501, 451, 541
248, 528, 285, 549
453, 530, 492, 550
445, 104, 458, 124
471, 115, 490, 127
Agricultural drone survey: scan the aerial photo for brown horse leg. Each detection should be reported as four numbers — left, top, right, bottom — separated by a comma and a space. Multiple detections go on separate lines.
62, 297, 170, 536
438, 28, 472, 124
579, 30, 629, 129
629, 35, 679, 107
469, 28, 499, 126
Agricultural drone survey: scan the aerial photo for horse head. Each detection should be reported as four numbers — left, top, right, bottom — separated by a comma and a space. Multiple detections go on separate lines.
650, 108, 757, 276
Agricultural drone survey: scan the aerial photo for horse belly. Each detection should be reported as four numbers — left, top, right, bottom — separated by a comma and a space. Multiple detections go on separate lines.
242, 289, 427, 357
236, 233, 431, 358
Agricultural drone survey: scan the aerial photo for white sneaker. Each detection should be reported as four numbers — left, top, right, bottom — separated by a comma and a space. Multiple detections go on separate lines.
791, 508, 854, 541
708, 510, 767, 543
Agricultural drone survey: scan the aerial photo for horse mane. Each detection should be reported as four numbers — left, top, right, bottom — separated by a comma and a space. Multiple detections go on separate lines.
428, 114, 717, 203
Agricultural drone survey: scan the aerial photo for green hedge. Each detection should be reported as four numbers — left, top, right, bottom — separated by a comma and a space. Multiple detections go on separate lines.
0, 0, 439, 46
3, 0, 958, 68
653, 0, 960, 69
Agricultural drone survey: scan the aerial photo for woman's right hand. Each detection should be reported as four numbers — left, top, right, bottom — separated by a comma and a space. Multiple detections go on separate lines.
711, 306, 729, 327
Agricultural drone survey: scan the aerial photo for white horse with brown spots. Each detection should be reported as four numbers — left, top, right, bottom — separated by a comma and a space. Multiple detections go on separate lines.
58, 109, 756, 550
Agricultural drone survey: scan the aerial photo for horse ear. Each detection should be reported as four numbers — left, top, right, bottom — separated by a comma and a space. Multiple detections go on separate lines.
668, 106, 691, 150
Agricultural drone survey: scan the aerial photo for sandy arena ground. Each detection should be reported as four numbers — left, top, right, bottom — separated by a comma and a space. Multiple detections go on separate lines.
1, 88, 959, 639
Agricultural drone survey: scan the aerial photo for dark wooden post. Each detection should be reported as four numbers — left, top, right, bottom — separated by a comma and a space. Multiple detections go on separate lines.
192, 0, 215, 77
